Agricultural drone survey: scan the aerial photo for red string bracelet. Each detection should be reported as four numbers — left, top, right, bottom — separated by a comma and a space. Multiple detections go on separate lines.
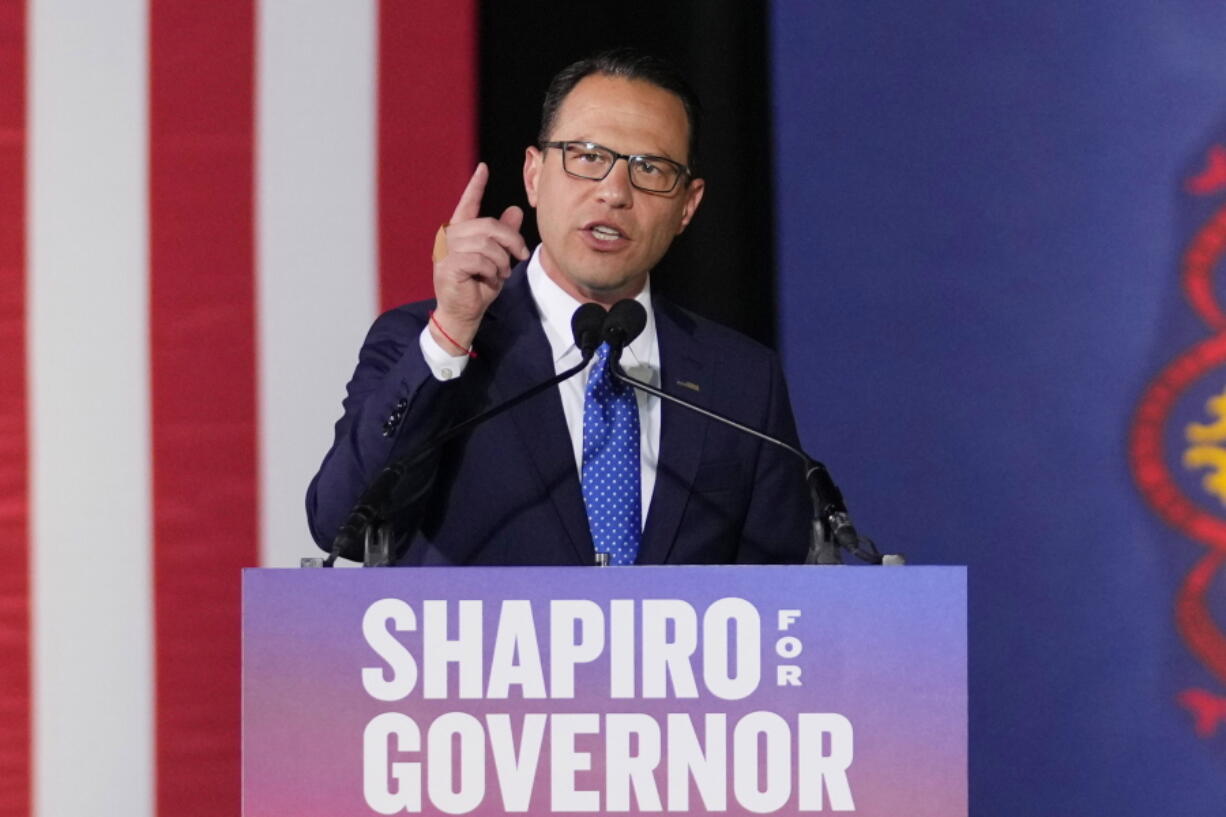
428, 310, 478, 359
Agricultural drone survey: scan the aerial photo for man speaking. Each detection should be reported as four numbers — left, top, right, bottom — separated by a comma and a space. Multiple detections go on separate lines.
307, 49, 809, 565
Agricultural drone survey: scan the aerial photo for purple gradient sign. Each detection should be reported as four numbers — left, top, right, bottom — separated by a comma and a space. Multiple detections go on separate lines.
243, 567, 965, 816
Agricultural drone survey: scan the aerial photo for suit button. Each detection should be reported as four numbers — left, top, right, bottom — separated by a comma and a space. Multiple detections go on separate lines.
395, 398, 408, 411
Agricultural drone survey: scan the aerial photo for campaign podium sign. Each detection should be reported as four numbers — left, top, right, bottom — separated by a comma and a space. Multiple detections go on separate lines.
242, 566, 966, 816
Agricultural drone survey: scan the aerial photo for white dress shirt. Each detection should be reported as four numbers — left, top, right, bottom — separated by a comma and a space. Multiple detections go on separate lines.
419, 247, 660, 527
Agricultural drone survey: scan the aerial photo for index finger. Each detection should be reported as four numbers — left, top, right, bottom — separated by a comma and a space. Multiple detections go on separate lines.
450, 162, 488, 224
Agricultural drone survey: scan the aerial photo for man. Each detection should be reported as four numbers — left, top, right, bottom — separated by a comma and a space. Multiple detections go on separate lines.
307, 49, 809, 565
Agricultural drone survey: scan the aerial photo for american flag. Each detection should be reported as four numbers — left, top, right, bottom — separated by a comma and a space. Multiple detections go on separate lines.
0, 1, 475, 813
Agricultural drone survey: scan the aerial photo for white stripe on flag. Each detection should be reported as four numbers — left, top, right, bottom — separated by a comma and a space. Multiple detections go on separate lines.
28, 1, 153, 815
257, 0, 379, 568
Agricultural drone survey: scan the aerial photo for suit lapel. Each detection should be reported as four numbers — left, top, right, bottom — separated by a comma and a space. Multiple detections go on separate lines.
481, 270, 594, 564
638, 299, 710, 564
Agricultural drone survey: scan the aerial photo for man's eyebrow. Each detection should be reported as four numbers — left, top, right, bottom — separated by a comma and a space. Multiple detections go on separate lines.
567, 138, 681, 162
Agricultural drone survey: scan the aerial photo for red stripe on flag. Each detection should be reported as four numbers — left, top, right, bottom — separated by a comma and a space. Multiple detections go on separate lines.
0, 3, 29, 815
149, 4, 256, 814
378, 0, 477, 310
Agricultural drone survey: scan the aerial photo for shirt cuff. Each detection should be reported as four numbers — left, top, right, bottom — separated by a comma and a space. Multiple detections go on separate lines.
418, 324, 470, 381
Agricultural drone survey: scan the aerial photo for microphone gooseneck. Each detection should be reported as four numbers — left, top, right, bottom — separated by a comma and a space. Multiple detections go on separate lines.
325, 303, 609, 566
599, 299, 887, 565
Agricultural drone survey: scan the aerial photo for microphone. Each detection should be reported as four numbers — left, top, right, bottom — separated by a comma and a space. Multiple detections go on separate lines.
599, 298, 886, 565
602, 298, 648, 358
325, 302, 608, 566
573, 301, 607, 357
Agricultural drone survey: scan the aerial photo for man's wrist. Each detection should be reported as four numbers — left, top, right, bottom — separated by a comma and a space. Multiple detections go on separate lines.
428, 309, 479, 356
419, 324, 471, 381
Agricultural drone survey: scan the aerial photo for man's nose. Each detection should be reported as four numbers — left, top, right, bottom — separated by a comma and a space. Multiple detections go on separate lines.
595, 158, 634, 207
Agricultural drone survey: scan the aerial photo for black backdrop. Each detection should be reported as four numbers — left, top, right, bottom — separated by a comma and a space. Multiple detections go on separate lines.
477, 0, 778, 345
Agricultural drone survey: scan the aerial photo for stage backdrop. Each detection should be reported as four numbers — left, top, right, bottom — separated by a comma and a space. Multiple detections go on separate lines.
773, 2, 1226, 815
5, 1, 1226, 816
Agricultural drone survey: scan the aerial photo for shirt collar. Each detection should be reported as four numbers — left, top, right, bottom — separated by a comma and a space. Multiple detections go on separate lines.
526, 246, 657, 372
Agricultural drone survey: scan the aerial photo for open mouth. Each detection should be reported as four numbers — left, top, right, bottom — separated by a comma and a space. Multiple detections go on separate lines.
585, 223, 627, 242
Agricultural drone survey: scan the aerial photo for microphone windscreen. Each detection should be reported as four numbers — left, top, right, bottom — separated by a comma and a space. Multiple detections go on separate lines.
571, 302, 608, 357
604, 299, 648, 348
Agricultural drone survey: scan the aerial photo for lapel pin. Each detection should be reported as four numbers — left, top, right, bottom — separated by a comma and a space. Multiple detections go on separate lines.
675, 380, 701, 393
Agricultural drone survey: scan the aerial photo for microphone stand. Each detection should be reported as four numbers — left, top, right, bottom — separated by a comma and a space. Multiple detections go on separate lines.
317, 352, 598, 567
309, 303, 609, 567
607, 357, 900, 566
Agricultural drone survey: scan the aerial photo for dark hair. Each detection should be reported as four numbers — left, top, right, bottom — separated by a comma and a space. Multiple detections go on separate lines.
538, 48, 702, 171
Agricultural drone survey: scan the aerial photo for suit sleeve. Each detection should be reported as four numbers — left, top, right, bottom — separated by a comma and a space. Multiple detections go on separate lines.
305, 304, 460, 555
734, 350, 811, 564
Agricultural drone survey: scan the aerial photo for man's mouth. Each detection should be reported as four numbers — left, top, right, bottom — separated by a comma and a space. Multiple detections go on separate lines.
585, 223, 626, 242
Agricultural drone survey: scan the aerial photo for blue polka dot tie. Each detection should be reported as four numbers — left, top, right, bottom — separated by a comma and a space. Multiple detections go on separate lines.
582, 342, 641, 565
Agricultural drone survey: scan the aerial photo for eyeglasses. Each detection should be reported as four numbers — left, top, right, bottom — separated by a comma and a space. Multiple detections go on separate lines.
540, 140, 691, 193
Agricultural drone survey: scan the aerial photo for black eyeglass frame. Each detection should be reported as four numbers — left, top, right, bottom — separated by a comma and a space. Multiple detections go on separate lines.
539, 140, 692, 193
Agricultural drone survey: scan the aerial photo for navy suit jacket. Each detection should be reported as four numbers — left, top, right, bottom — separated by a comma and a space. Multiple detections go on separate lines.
307, 264, 810, 565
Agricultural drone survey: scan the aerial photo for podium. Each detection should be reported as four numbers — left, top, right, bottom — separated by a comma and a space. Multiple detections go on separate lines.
242, 566, 966, 816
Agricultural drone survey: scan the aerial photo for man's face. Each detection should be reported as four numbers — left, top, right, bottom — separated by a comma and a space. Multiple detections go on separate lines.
523, 74, 705, 305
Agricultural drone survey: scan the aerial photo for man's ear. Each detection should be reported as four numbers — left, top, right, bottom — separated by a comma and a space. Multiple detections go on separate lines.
523, 146, 543, 208
677, 176, 705, 234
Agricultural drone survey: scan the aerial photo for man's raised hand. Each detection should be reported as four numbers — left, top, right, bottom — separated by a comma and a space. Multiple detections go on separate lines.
430, 163, 530, 353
